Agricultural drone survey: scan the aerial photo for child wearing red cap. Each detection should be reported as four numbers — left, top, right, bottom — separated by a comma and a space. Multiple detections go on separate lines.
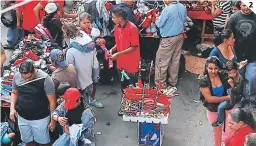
51, 88, 96, 146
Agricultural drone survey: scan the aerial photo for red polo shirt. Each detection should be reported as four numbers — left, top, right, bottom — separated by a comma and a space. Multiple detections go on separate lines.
40, 0, 64, 17
16, 1, 42, 31
225, 125, 254, 146
114, 21, 140, 73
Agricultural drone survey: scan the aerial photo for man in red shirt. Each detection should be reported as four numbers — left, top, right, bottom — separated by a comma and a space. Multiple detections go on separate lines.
33, 0, 77, 24
16, 0, 43, 36
110, 7, 140, 116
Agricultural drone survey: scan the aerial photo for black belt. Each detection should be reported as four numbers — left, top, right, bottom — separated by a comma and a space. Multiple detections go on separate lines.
161, 33, 181, 39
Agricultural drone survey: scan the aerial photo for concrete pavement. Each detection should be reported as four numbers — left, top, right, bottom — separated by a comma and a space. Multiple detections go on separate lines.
1, 24, 213, 146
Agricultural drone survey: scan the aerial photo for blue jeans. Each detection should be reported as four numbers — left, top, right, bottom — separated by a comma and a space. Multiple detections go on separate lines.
217, 100, 230, 123
7, 27, 24, 47
245, 62, 256, 96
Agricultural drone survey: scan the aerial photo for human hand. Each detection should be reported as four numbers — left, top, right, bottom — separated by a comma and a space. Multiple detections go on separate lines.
64, 125, 70, 134
155, 11, 160, 17
17, 21, 21, 29
10, 108, 18, 122
57, 117, 68, 126
48, 120, 56, 132
109, 48, 114, 55
228, 78, 234, 87
111, 53, 120, 60
239, 60, 248, 69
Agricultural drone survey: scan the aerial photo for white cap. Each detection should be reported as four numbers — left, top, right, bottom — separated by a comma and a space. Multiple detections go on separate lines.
45, 2, 58, 14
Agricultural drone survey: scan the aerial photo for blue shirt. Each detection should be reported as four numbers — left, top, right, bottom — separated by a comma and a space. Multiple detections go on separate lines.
155, 2, 187, 37
210, 47, 237, 68
212, 85, 224, 97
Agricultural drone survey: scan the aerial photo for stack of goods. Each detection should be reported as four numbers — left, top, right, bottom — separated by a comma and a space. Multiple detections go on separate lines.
119, 61, 178, 119
120, 85, 177, 118
1, 34, 60, 101
183, 1, 212, 13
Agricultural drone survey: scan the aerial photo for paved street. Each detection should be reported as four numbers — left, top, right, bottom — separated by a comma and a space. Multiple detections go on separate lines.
1, 25, 213, 146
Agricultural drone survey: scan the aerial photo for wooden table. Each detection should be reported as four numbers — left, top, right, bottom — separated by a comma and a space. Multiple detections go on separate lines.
187, 11, 214, 44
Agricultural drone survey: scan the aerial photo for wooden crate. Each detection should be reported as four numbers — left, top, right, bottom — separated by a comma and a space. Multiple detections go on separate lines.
184, 55, 206, 75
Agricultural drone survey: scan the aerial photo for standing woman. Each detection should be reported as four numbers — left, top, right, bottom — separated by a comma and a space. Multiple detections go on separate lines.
210, 29, 248, 69
211, 0, 232, 32
199, 56, 232, 146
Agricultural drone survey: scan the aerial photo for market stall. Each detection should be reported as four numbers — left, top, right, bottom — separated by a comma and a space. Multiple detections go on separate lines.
118, 60, 178, 146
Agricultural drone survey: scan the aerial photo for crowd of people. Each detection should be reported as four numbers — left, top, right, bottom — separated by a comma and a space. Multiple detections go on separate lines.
1, 0, 256, 146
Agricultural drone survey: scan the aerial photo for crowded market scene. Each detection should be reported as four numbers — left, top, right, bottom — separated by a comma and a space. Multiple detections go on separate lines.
0, 0, 256, 146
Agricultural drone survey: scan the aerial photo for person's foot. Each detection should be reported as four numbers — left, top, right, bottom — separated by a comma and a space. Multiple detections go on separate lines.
89, 99, 103, 108
212, 121, 223, 127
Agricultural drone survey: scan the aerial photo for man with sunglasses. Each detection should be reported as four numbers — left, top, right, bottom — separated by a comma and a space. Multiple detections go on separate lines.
10, 61, 56, 146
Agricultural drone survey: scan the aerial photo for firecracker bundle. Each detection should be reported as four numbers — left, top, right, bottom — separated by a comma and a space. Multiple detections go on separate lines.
119, 61, 178, 119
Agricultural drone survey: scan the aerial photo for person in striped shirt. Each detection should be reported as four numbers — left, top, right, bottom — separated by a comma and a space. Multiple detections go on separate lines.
211, 0, 232, 32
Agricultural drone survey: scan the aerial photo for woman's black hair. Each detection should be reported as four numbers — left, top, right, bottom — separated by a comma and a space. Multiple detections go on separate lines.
42, 11, 58, 28
213, 29, 233, 46
19, 60, 35, 74
226, 60, 238, 71
112, 7, 127, 20
245, 133, 256, 146
233, 1, 241, 9
203, 56, 222, 75
229, 108, 256, 130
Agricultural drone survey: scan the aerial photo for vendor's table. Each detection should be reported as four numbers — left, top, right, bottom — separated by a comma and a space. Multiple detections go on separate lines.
187, 11, 213, 44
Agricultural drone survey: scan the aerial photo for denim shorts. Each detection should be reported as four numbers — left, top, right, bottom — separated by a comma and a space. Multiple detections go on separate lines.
18, 115, 50, 144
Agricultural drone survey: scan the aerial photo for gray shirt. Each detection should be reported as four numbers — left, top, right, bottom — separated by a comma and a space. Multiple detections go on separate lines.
66, 31, 99, 90
12, 69, 55, 95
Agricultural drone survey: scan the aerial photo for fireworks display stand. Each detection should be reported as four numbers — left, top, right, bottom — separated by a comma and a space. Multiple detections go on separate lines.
121, 81, 176, 146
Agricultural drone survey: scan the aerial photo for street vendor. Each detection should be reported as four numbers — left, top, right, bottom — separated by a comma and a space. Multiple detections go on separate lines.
109, 7, 140, 116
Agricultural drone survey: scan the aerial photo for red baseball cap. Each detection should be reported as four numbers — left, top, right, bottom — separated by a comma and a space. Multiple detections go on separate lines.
64, 88, 81, 110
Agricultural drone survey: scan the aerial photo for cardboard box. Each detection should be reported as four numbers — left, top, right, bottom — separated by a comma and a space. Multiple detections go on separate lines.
138, 122, 164, 146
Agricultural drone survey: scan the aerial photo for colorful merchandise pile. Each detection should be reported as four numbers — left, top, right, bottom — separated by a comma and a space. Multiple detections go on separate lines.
1, 34, 60, 101
120, 85, 177, 118
183, 1, 212, 13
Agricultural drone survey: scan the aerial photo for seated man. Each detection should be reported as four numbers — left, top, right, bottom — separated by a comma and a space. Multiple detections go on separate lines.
51, 88, 96, 146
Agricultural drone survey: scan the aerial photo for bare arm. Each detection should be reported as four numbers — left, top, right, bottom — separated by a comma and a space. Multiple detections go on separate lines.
16, 8, 22, 28
211, 2, 222, 18
111, 45, 117, 51
10, 89, 18, 110
33, 3, 44, 24
47, 94, 56, 113
200, 87, 230, 103
224, 15, 230, 28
